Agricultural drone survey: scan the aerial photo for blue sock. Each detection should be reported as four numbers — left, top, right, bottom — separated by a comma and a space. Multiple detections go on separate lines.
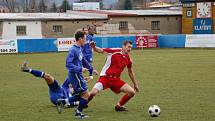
30, 70, 45, 78
68, 94, 80, 105
77, 98, 88, 112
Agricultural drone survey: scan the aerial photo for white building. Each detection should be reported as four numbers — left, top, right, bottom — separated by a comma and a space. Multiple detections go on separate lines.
2, 21, 42, 39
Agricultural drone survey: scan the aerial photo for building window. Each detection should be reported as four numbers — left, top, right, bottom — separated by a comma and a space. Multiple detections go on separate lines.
186, 10, 192, 17
16, 26, 27, 36
151, 21, 160, 30
53, 25, 63, 34
119, 21, 128, 30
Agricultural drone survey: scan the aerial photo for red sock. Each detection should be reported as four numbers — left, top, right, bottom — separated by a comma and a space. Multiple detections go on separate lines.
118, 94, 132, 106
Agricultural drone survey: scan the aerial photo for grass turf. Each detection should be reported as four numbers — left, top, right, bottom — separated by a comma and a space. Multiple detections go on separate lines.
0, 49, 215, 121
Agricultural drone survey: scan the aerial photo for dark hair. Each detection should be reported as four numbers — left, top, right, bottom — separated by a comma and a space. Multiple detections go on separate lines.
123, 40, 132, 46
75, 31, 84, 41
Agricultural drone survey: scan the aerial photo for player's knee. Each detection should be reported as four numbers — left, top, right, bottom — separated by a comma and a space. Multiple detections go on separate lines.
90, 89, 99, 96
81, 91, 90, 99
128, 89, 135, 97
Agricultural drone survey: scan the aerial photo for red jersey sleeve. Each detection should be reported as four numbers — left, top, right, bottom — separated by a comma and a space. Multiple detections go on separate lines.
103, 48, 122, 54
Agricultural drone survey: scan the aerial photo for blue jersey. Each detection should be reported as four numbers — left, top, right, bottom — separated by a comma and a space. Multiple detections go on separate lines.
82, 34, 94, 62
48, 79, 71, 105
66, 44, 93, 94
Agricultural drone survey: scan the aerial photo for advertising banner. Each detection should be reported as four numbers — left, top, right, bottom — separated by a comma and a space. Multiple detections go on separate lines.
193, 18, 213, 34
185, 34, 215, 47
136, 34, 158, 48
0, 39, 18, 53
57, 38, 75, 52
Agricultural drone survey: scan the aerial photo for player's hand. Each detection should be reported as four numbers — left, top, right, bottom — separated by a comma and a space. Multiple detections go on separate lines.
84, 77, 92, 83
134, 83, 139, 92
90, 41, 96, 48
82, 68, 88, 73
93, 69, 99, 75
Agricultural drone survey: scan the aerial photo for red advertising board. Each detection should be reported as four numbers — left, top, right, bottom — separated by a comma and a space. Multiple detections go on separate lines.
136, 34, 158, 48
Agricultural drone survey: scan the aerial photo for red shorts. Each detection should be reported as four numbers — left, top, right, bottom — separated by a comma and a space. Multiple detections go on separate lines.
97, 76, 126, 94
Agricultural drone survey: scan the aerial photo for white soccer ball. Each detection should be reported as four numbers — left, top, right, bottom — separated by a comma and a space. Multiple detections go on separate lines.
148, 105, 161, 117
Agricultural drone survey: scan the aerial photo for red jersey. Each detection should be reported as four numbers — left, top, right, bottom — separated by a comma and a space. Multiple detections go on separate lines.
100, 48, 132, 77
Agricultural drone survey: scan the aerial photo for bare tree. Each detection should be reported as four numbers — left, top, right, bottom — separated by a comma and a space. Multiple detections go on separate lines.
2, 0, 17, 12
29, 0, 37, 12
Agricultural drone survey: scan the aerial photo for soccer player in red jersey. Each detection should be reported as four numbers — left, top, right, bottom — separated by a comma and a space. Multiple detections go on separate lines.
88, 40, 139, 111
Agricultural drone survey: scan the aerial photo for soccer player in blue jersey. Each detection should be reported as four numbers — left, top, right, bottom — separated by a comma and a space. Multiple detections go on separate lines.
21, 62, 79, 113
61, 31, 93, 119
82, 25, 98, 79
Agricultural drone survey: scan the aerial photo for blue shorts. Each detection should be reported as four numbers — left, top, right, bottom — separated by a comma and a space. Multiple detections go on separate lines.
68, 72, 88, 94
48, 80, 65, 105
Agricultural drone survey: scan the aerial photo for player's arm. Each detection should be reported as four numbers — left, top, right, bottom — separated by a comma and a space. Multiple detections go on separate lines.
128, 67, 139, 92
93, 46, 105, 53
82, 57, 93, 73
90, 42, 104, 53
66, 50, 85, 73
90, 41, 121, 54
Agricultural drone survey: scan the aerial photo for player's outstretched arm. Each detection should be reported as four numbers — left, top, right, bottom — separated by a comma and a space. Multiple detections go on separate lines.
90, 41, 104, 53
128, 68, 139, 92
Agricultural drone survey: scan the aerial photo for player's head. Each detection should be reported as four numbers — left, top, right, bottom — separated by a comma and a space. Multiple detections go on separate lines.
122, 40, 133, 54
88, 25, 96, 35
75, 31, 86, 46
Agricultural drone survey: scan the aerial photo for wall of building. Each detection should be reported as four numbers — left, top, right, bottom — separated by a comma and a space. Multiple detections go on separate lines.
182, 5, 196, 34
2, 21, 42, 39
41, 20, 106, 38
107, 16, 181, 34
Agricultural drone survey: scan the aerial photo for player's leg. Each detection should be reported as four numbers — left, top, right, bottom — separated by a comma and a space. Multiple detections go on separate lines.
67, 73, 89, 119
75, 90, 89, 118
21, 61, 70, 107
21, 61, 54, 84
88, 76, 108, 103
88, 82, 103, 103
115, 83, 135, 111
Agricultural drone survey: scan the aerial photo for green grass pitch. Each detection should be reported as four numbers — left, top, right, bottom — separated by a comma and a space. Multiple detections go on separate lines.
1, 49, 215, 121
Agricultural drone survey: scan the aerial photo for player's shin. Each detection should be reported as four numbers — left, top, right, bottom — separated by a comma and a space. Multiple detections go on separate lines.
118, 93, 132, 107
77, 97, 88, 112
88, 93, 95, 103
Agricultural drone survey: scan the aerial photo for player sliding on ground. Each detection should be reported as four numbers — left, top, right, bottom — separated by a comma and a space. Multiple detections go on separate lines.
88, 40, 139, 111
21, 61, 83, 112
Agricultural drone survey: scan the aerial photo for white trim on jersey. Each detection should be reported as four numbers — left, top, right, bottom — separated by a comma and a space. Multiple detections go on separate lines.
100, 54, 112, 76
75, 74, 84, 90
100, 51, 123, 76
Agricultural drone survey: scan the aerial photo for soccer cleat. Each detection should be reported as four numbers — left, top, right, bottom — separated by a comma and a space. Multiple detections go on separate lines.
115, 105, 128, 112
21, 61, 30, 72
56, 99, 64, 114
75, 110, 88, 119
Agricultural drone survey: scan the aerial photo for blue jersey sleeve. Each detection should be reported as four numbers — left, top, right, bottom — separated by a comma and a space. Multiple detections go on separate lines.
66, 49, 82, 73
82, 57, 93, 72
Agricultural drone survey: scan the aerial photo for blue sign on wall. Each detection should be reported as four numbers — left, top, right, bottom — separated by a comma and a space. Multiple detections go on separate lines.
193, 18, 213, 34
